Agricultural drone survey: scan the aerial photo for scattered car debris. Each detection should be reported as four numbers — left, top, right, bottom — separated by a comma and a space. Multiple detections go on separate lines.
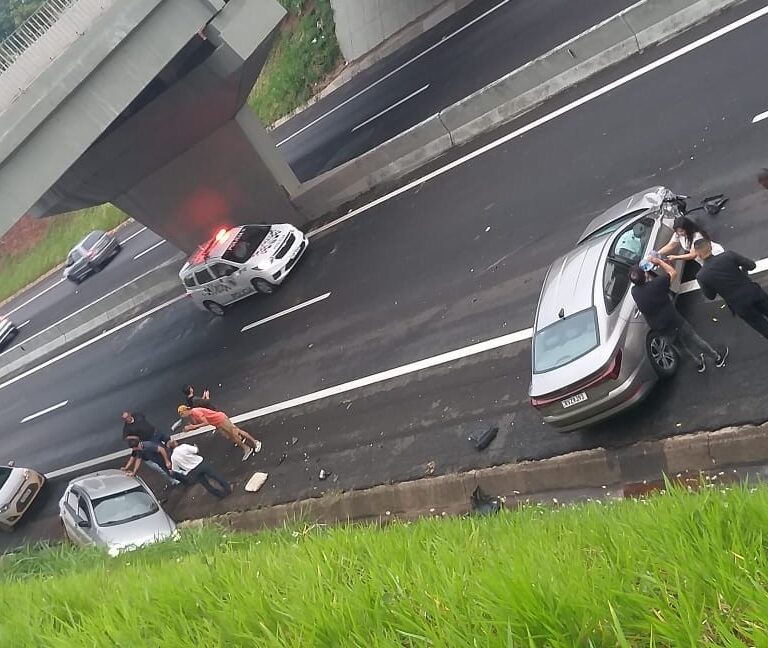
245, 472, 269, 492
471, 426, 498, 451
470, 486, 502, 516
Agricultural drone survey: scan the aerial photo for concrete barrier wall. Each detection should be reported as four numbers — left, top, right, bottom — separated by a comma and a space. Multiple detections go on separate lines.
294, 0, 745, 220
331, 0, 474, 62
0, 257, 185, 382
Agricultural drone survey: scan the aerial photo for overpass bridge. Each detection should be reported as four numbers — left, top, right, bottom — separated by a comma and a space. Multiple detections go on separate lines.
0, 0, 302, 254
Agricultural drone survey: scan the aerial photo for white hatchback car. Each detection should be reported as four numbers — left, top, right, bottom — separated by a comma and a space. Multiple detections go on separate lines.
0, 462, 46, 532
180, 223, 308, 316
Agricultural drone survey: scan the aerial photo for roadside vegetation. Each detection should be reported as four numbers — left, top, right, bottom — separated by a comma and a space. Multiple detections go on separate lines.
2, 483, 767, 646
248, 0, 341, 125
0, 205, 127, 303
0, 0, 341, 305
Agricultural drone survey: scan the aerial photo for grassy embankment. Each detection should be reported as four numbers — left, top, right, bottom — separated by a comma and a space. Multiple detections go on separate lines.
1, 483, 767, 646
0, 0, 341, 304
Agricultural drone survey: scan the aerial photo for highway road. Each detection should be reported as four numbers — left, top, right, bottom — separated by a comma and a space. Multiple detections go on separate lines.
0, 0, 637, 381
3, 0, 768, 548
272, 0, 638, 181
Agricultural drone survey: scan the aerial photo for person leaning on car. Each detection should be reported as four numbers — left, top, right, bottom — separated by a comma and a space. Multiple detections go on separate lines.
629, 256, 728, 373
695, 239, 768, 340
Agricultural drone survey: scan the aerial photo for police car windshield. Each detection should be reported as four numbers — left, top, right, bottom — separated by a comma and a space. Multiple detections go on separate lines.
222, 225, 271, 263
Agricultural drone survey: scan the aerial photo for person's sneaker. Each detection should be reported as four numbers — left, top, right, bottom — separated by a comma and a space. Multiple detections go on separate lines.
252, 440, 262, 454
715, 346, 729, 368
241, 447, 254, 462
697, 353, 706, 373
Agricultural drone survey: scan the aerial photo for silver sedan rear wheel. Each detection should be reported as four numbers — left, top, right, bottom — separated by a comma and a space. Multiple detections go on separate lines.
647, 333, 679, 378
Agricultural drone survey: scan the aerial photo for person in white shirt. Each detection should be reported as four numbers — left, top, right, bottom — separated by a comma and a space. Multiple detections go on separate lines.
658, 216, 724, 266
168, 440, 232, 499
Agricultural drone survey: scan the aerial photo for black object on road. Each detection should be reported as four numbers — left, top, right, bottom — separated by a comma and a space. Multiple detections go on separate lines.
472, 426, 498, 451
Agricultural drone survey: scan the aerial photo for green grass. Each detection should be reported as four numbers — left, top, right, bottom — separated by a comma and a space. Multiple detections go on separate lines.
248, 0, 341, 125
2, 483, 768, 646
0, 204, 128, 303
0, 0, 339, 302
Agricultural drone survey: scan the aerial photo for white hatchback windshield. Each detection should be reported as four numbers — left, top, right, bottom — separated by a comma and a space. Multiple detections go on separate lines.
92, 487, 158, 527
533, 308, 599, 373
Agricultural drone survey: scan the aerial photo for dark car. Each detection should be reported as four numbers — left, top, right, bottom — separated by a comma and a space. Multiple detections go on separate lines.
63, 230, 121, 284
0, 315, 18, 350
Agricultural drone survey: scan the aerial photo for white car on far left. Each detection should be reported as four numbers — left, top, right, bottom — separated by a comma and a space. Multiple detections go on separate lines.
0, 462, 46, 532
0, 315, 18, 350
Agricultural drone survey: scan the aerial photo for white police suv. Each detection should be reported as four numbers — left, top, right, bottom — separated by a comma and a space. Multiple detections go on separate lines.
179, 224, 308, 316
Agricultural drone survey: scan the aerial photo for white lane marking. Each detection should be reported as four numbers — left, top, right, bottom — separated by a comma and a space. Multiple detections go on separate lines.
45, 325, 533, 478
0, 259, 183, 358
308, 5, 768, 239
0, 294, 186, 393
119, 226, 148, 246
275, 0, 512, 147
44, 252, 768, 479
679, 257, 768, 294
351, 85, 430, 133
753, 110, 768, 124
133, 240, 165, 260
4, 278, 66, 317
16, 319, 30, 329
241, 292, 331, 333
21, 400, 68, 424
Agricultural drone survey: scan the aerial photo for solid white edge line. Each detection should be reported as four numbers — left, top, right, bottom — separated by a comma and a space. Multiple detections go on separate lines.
753, 110, 768, 124
4, 278, 66, 318
0, 258, 183, 358
0, 294, 186, 393
351, 84, 430, 133
679, 257, 768, 294
133, 239, 165, 260
21, 400, 68, 424
44, 253, 768, 480
275, 0, 512, 147
241, 292, 332, 333
45, 326, 534, 479
308, 4, 768, 238
119, 225, 148, 246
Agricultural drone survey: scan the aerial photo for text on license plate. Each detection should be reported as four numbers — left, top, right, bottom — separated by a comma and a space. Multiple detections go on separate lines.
561, 392, 587, 409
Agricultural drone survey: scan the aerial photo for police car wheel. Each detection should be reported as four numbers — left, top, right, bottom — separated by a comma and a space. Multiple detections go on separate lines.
252, 278, 275, 295
203, 300, 225, 317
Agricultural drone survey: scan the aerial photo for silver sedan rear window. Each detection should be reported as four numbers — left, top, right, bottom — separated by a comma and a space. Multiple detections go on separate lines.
533, 308, 599, 373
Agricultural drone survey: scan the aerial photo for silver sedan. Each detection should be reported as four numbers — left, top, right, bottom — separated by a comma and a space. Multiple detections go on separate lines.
529, 187, 687, 431
59, 469, 176, 555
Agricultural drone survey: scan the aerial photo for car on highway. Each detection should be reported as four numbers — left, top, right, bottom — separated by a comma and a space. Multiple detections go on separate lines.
63, 230, 121, 284
180, 223, 308, 316
0, 315, 18, 350
0, 461, 46, 532
529, 186, 686, 431
59, 469, 176, 555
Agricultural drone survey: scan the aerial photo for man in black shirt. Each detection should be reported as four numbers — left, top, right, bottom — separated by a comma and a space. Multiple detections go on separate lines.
630, 256, 727, 373
122, 411, 169, 444
695, 239, 768, 339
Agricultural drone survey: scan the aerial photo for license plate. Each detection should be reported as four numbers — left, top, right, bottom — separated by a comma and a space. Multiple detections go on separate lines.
561, 392, 587, 409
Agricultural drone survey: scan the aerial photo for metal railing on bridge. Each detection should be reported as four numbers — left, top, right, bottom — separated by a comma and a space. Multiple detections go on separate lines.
0, 0, 113, 113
